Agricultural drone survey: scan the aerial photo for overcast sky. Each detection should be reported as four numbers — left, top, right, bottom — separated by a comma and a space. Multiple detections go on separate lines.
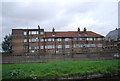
1, 0, 119, 44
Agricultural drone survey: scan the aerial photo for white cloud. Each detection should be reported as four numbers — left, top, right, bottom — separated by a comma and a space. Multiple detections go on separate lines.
1, 0, 118, 44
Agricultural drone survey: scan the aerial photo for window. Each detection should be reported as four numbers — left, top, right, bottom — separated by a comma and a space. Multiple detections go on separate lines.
92, 37, 95, 40
73, 38, 78, 41
29, 31, 38, 35
31, 50, 35, 53
48, 38, 51, 42
47, 45, 54, 49
47, 38, 54, 42
65, 45, 70, 48
79, 38, 82, 40
58, 45, 62, 48
90, 44, 96, 47
86, 44, 90, 47
45, 46, 47, 49
98, 44, 102, 47
40, 39, 44, 42
29, 46, 38, 50
29, 38, 38, 42
65, 38, 71, 41
87, 38, 93, 41
40, 46, 44, 49
40, 32, 44, 35
98, 38, 102, 40
29, 46, 31, 49
82, 38, 86, 41
24, 32, 27, 35
29, 39, 31, 42
24, 39, 27, 42
57, 38, 62, 41
23, 46, 28, 50
74, 44, 79, 48
82, 44, 87, 48
74, 38, 82, 41
45, 39, 47, 42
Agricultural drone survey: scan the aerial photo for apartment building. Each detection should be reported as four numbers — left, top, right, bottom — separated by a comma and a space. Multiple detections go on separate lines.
12, 26, 104, 55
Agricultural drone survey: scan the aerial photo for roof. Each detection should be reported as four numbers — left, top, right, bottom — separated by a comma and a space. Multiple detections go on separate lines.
105, 28, 120, 41
45, 31, 104, 38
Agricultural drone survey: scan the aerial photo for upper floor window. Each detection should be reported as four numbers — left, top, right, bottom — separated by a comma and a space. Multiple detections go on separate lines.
97, 38, 102, 40
40, 32, 44, 35
29, 31, 38, 35
24, 39, 27, 42
47, 38, 54, 42
65, 38, 71, 41
82, 37, 87, 41
29, 46, 38, 49
57, 38, 62, 41
73, 38, 78, 41
29, 38, 38, 42
87, 38, 93, 41
23, 32, 27, 35
47, 45, 54, 49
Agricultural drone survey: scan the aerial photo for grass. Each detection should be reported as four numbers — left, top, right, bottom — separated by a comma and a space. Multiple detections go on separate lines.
2, 59, 120, 79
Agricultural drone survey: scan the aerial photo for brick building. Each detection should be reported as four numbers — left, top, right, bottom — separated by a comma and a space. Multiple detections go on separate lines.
12, 26, 104, 55
104, 28, 120, 52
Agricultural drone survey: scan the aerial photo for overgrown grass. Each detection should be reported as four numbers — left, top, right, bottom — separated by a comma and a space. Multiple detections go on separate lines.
2, 59, 120, 79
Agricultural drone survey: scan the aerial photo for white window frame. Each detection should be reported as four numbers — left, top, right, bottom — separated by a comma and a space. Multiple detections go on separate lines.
65, 38, 70, 41
86, 44, 90, 47
98, 38, 102, 40
31, 38, 37, 42
74, 44, 79, 48
40, 32, 44, 35
82, 38, 86, 41
40, 46, 44, 49
47, 45, 54, 49
45, 46, 47, 49
31, 50, 35, 53
90, 44, 96, 47
23, 46, 28, 50
57, 38, 62, 41
24, 32, 27, 35
87, 38, 93, 41
48, 38, 54, 42
79, 38, 82, 40
65, 45, 70, 48
29, 31, 38, 35
40, 39, 44, 42
58, 45, 62, 48
24, 39, 27, 42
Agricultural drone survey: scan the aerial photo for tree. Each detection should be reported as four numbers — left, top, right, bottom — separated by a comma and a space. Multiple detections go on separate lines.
2, 34, 12, 53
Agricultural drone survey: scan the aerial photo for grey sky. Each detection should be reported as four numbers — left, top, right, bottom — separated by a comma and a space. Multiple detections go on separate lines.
1, 0, 118, 44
